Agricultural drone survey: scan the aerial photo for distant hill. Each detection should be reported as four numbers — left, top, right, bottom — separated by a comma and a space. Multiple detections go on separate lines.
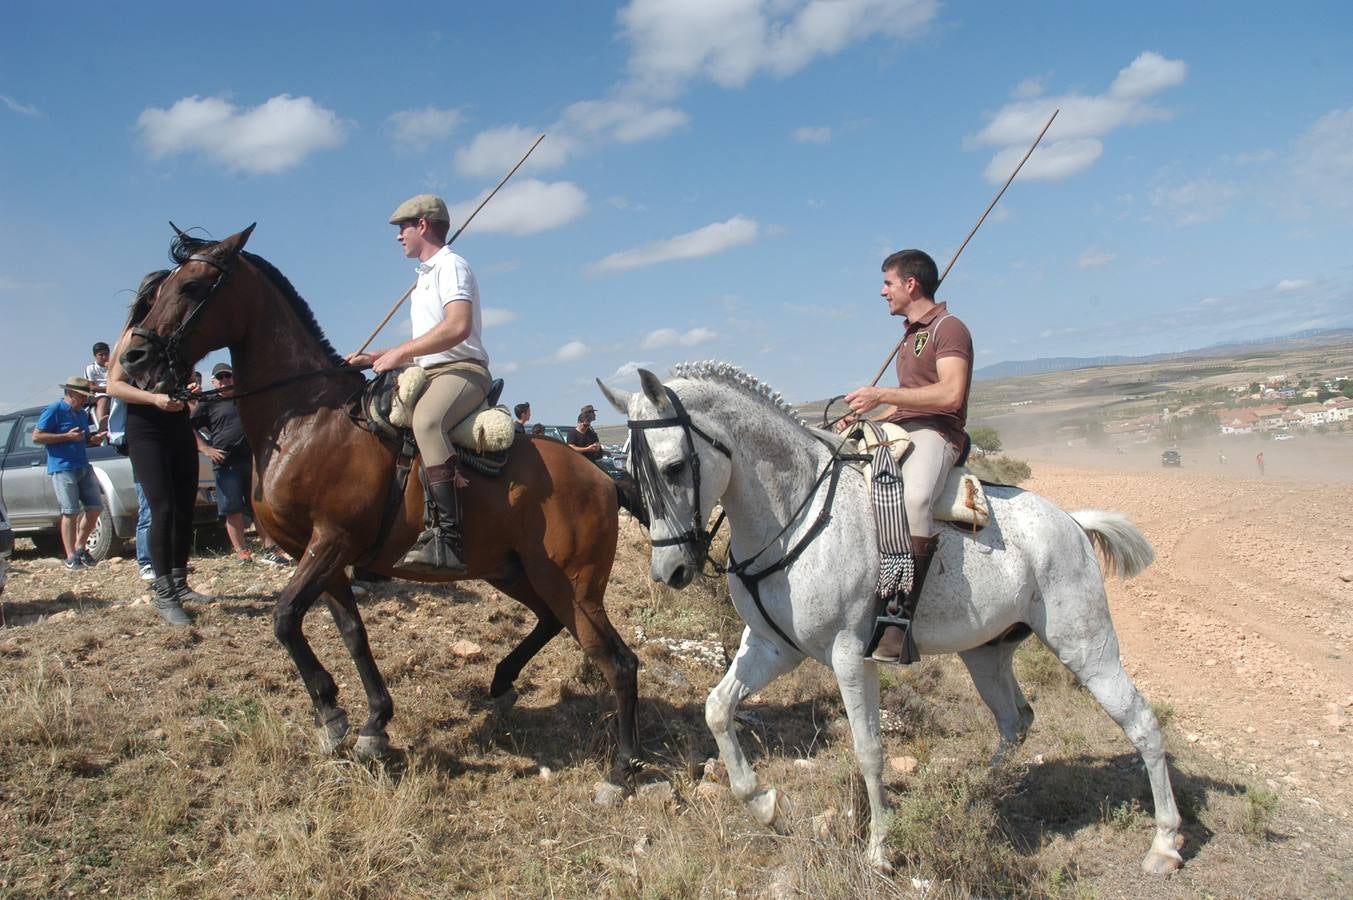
973, 327, 1353, 380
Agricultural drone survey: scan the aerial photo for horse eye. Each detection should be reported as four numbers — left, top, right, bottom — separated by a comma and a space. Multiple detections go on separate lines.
662, 460, 686, 479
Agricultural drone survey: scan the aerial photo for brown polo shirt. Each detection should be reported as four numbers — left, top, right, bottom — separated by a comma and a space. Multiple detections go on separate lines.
885, 301, 973, 449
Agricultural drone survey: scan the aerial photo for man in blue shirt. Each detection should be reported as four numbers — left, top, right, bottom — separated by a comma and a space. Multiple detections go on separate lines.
33, 376, 105, 570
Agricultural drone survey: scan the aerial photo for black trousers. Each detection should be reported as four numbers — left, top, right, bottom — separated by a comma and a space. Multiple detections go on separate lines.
125, 405, 198, 577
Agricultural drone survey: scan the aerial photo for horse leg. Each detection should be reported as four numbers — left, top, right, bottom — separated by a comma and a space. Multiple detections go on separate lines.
1040, 595, 1184, 874
706, 629, 802, 833
959, 642, 1035, 764
830, 643, 892, 871
489, 613, 563, 709
322, 570, 394, 759
272, 543, 350, 753
501, 569, 639, 798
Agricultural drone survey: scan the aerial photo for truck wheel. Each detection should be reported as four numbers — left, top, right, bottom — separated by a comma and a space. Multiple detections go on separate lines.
84, 499, 123, 561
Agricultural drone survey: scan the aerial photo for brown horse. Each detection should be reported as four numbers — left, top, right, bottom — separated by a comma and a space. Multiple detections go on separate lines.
118, 225, 640, 793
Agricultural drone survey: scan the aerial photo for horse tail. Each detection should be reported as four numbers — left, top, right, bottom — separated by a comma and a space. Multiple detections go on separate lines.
615, 473, 649, 529
1068, 509, 1155, 579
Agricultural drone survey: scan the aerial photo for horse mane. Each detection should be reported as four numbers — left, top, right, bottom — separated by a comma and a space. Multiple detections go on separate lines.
169, 233, 346, 367
669, 361, 809, 429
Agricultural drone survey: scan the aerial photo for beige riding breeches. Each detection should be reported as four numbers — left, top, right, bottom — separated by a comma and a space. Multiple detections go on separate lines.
901, 426, 959, 539
412, 360, 491, 467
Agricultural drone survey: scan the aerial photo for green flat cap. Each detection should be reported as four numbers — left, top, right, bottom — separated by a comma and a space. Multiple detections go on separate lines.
388, 194, 450, 225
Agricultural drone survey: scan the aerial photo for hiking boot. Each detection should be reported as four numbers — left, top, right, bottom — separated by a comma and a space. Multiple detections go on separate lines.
172, 567, 214, 604
867, 535, 937, 665
401, 463, 467, 573
152, 575, 193, 626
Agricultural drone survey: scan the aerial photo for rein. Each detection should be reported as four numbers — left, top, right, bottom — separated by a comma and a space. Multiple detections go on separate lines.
177, 364, 362, 404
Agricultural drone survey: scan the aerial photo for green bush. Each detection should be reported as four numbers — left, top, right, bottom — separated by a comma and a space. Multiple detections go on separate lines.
968, 454, 1032, 486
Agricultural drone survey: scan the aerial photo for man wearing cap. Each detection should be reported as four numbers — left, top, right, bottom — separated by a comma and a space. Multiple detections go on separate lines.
346, 194, 492, 572
567, 405, 604, 461
32, 377, 106, 570
190, 363, 290, 566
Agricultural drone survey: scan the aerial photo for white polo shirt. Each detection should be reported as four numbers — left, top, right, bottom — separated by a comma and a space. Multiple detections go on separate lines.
410, 245, 489, 368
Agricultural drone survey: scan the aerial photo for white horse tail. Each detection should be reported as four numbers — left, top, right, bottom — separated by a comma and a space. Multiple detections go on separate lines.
1068, 509, 1156, 579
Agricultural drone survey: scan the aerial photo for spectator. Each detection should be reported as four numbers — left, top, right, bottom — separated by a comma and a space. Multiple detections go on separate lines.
107, 271, 211, 626
567, 405, 603, 461
514, 402, 531, 434
32, 376, 105, 570
530, 423, 545, 436
190, 363, 290, 566
1256, 451, 1265, 476
86, 342, 111, 431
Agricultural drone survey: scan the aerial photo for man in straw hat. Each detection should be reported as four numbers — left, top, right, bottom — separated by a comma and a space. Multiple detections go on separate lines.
346, 194, 492, 572
32, 376, 106, 570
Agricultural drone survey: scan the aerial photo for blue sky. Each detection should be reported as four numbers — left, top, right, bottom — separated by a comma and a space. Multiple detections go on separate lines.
3, 1, 1351, 424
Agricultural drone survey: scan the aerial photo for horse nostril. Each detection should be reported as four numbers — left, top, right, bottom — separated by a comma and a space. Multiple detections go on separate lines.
667, 565, 687, 588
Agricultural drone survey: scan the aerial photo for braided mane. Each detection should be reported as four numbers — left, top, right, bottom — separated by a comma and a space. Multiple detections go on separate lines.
169, 233, 346, 367
670, 361, 808, 429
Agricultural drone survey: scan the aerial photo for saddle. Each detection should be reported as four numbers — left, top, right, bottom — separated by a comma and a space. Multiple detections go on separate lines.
842, 421, 990, 530
362, 366, 514, 475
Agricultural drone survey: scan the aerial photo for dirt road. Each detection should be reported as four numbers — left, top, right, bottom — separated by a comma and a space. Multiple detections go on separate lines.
1024, 458, 1353, 817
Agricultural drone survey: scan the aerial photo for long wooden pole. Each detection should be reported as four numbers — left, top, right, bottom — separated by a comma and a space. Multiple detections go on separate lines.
866, 109, 1058, 387
351, 133, 547, 357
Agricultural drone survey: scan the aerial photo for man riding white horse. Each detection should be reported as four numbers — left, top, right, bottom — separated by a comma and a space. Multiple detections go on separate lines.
844, 249, 974, 665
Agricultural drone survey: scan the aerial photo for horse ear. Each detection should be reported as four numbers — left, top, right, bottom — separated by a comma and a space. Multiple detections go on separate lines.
637, 369, 670, 412
595, 378, 632, 416
168, 221, 187, 238
217, 223, 257, 257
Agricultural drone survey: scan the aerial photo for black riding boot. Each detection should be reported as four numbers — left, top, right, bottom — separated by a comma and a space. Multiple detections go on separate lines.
401, 462, 467, 573
152, 575, 193, 626
866, 535, 937, 665
172, 567, 214, 604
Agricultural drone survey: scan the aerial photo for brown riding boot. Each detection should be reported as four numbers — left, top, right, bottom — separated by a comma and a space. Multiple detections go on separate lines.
867, 535, 938, 665
401, 462, 467, 573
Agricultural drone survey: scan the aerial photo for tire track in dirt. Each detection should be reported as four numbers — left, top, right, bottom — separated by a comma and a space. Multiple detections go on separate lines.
1027, 465, 1353, 816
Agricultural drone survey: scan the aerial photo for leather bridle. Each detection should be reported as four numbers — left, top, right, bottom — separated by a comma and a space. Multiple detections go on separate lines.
130, 252, 233, 399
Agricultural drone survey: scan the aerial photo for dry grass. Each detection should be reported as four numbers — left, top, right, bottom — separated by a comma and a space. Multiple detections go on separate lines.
0, 522, 1344, 897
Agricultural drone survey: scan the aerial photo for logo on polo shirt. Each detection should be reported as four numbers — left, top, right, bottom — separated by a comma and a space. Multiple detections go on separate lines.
913, 331, 930, 356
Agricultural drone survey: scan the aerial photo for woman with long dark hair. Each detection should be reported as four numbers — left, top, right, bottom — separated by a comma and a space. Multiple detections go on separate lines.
106, 270, 211, 625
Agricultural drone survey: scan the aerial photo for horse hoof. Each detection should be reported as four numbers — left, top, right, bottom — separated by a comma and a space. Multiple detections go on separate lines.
316, 712, 350, 754
750, 788, 790, 833
353, 733, 391, 760
1141, 832, 1184, 875
593, 781, 627, 807
490, 687, 518, 714
868, 848, 894, 874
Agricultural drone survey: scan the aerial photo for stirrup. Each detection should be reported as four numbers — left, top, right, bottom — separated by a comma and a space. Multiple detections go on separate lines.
400, 530, 467, 572
865, 613, 919, 665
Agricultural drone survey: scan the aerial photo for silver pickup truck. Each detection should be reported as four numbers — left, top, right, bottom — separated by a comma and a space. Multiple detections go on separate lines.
0, 405, 220, 561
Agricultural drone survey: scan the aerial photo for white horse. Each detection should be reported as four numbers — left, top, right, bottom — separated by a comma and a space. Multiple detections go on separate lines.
598, 363, 1183, 875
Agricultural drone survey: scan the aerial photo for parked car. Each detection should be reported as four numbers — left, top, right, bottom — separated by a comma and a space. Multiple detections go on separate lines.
1273, 432, 1294, 441
0, 405, 220, 560
1161, 449, 1182, 467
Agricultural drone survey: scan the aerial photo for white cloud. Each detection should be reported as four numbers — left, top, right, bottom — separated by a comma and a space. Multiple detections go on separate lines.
553, 341, 589, 362
497, 361, 521, 374
640, 327, 718, 349
1148, 176, 1239, 225
453, 125, 574, 178
1233, 148, 1278, 166
1288, 107, 1353, 209
387, 106, 462, 151
481, 307, 518, 327
1074, 250, 1116, 269
983, 138, 1103, 183
137, 94, 346, 174
561, 98, 689, 143
792, 125, 831, 143
451, 179, 587, 236
2, 94, 41, 117
1012, 77, 1043, 100
590, 215, 760, 273
618, 0, 938, 94
1200, 297, 1222, 306
1276, 279, 1310, 292
609, 361, 654, 382
972, 51, 1186, 183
